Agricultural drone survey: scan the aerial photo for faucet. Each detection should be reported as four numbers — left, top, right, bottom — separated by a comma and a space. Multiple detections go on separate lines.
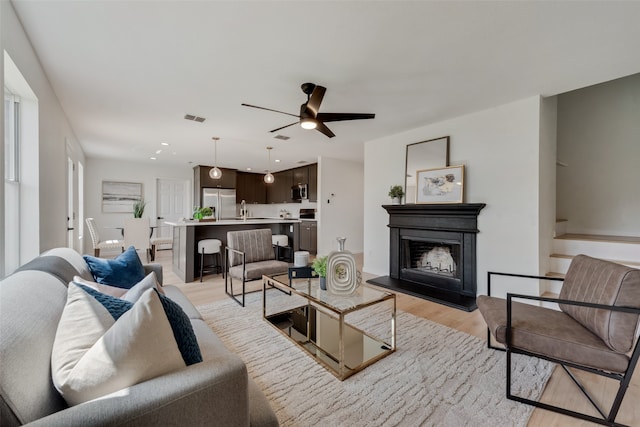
240, 200, 247, 221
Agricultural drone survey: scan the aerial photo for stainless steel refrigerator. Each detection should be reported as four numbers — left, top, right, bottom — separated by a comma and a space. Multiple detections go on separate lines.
201, 188, 236, 220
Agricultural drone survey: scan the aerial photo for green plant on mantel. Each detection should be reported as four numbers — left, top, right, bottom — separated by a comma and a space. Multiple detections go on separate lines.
312, 256, 327, 278
388, 185, 405, 199
133, 199, 147, 218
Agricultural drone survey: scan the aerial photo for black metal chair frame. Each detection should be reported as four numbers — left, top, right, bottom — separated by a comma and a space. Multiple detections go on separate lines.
224, 247, 288, 307
486, 271, 640, 427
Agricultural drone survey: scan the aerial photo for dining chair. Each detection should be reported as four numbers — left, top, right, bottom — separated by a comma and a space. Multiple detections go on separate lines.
85, 218, 123, 257
123, 218, 151, 262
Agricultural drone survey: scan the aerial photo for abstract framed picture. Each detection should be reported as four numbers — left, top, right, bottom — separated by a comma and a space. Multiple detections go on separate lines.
102, 181, 143, 213
416, 165, 464, 204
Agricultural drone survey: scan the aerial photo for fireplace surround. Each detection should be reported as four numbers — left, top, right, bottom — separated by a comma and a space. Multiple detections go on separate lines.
368, 203, 485, 311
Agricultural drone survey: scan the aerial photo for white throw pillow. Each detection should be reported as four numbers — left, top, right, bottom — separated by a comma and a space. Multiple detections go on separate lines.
52, 283, 186, 406
72, 272, 162, 302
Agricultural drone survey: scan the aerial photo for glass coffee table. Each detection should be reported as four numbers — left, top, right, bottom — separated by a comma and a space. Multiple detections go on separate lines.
262, 272, 396, 380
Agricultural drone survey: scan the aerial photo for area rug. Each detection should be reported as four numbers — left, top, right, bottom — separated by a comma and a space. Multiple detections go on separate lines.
197, 292, 553, 427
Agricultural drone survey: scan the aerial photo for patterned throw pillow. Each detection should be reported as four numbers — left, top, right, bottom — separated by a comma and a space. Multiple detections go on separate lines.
51, 283, 202, 406
83, 246, 146, 288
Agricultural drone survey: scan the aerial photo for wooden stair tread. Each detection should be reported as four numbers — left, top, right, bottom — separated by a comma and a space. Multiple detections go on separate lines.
555, 233, 640, 244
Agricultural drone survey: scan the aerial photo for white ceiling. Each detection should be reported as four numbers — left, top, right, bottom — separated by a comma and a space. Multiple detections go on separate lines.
10, 1, 640, 172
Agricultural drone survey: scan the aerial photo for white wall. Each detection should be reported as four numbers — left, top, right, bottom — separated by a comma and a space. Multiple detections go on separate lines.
556, 73, 640, 237
84, 158, 193, 254
364, 96, 551, 296
317, 157, 364, 255
538, 96, 558, 277
2, 2, 85, 257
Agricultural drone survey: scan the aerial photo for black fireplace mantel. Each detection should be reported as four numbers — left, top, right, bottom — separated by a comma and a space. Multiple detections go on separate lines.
370, 203, 486, 311
382, 203, 486, 233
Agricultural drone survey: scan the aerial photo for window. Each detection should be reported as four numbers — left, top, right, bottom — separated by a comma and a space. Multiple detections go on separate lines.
4, 88, 21, 273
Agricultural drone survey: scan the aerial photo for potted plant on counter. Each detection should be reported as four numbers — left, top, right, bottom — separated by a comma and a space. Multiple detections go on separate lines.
312, 256, 328, 290
388, 185, 405, 205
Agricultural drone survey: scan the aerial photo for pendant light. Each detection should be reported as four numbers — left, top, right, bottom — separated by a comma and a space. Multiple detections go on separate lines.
209, 137, 222, 179
264, 146, 275, 184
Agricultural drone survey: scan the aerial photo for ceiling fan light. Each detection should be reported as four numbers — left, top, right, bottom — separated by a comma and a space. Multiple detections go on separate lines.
209, 166, 222, 179
264, 172, 275, 184
300, 118, 317, 130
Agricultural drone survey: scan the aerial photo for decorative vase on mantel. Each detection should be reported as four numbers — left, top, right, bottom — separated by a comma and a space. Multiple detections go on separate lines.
326, 237, 358, 295
391, 196, 402, 205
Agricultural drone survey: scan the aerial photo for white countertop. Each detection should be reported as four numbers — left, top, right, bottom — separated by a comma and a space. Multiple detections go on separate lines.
166, 218, 301, 227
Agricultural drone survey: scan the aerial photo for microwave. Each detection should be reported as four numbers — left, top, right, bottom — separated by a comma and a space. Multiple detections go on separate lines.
291, 184, 308, 201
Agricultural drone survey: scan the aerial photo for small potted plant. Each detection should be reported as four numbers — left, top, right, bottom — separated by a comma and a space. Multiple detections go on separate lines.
133, 199, 147, 218
312, 256, 328, 290
388, 185, 405, 205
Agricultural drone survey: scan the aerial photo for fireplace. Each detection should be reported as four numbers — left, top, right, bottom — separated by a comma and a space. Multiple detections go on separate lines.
368, 203, 485, 311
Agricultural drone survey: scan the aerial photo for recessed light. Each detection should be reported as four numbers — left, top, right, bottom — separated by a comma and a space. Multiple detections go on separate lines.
246, 167, 252, 171
155, 149, 162, 154
161, 142, 170, 146
275, 159, 281, 163
150, 157, 157, 160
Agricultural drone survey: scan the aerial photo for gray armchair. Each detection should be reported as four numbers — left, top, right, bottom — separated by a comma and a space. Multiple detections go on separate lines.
477, 254, 640, 427
225, 229, 289, 307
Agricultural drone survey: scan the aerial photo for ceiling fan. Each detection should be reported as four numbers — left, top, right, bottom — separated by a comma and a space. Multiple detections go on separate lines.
241, 83, 375, 138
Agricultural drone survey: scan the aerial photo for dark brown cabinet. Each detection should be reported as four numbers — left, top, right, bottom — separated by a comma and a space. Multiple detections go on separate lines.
267, 169, 293, 204
307, 163, 318, 202
299, 221, 317, 254
236, 172, 266, 204
266, 163, 317, 204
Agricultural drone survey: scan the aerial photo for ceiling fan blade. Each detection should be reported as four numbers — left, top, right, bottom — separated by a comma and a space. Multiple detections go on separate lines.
316, 112, 375, 123
306, 85, 326, 116
241, 103, 299, 118
315, 121, 335, 138
270, 121, 299, 133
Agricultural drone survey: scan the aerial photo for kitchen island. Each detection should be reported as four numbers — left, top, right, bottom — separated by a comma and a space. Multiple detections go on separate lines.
166, 218, 300, 282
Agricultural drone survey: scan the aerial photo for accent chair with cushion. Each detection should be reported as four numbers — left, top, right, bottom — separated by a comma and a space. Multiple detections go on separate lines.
225, 229, 289, 307
477, 254, 640, 427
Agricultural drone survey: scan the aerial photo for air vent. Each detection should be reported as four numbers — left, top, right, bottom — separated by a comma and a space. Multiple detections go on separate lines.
297, 160, 308, 164
184, 114, 206, 123
274, 134, 290, 140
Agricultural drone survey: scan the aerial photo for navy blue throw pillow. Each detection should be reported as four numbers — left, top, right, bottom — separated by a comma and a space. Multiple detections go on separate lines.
156, 290, 203, 366
76, 284, 133, 320
83, 246, 146, 289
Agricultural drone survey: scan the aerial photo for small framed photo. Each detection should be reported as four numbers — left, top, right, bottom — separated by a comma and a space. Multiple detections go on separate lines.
416, 165, 464, 204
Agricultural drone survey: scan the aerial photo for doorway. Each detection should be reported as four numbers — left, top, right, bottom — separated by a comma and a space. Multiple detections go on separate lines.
155, 178, 189, 250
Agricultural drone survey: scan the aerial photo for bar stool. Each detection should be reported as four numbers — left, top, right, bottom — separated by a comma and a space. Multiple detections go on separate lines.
198, 239, 223, 282
272, 234, 291, 262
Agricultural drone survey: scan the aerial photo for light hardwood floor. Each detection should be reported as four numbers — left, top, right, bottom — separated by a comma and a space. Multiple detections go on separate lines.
155, 250, 640, 427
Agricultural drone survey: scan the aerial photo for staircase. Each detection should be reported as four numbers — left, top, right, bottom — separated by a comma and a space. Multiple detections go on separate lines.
546, 229, 640, 295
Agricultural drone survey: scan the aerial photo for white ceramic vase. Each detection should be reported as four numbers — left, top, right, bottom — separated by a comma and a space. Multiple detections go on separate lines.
326, 237, 358, 295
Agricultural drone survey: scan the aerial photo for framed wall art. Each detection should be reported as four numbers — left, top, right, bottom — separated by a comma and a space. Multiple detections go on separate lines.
102, 181, 143, 213
416, 165, 464, 204
405, 136, 449, 204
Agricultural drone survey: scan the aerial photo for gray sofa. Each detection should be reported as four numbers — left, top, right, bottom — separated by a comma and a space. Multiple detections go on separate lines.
0, 247, 278, 426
